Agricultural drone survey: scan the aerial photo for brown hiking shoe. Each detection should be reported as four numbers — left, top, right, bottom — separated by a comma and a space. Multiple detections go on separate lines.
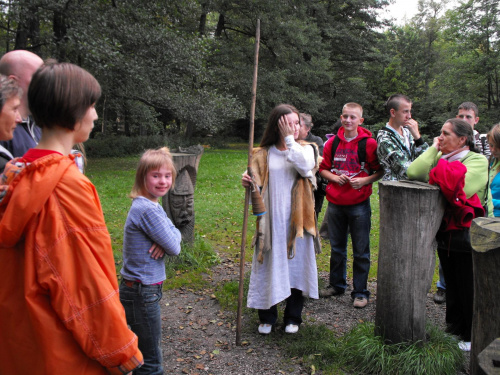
319, 285, 345, 298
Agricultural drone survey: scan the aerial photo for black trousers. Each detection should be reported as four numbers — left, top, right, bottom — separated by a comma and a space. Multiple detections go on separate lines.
437, 248, 474, 341
258, 288, 304, 326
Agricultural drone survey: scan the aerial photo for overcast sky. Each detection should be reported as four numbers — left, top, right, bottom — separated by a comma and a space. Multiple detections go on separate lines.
380, 0, 459, 25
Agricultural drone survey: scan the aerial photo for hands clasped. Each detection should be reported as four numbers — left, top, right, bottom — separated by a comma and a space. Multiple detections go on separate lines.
334, 174, 366, 190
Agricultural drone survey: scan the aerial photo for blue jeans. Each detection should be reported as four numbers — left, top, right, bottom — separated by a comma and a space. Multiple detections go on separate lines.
437, 262, 447, 290
326, 199, 371, 299
120, 280, 163, 375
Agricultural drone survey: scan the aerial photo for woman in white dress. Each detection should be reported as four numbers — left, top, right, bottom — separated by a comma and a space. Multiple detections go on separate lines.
242, 104, 319, 335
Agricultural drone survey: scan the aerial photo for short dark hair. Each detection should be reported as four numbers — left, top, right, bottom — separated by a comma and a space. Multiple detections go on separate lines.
458, 102, 478, 117
385, 94, 411, 115
28, 60, 101, 130
260, 103, 299, 148
0, 75, 21, 112
445, 118, 477, 152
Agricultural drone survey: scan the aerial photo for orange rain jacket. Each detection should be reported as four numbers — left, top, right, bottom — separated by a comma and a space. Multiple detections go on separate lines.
0, 154, 143, 374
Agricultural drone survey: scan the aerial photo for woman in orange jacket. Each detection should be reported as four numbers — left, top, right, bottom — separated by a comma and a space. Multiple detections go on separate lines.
0, 61, 143, 374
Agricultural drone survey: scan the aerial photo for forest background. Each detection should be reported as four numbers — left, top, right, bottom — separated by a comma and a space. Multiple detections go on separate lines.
0, 0, 499, 153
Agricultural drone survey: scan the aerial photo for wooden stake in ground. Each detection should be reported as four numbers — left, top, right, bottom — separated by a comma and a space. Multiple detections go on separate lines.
470, 217, 500, 375
375, 180, 445, 344
236, 19, 263, 346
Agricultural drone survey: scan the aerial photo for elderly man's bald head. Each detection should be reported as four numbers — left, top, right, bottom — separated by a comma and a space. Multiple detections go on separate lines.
0, 50, 43, 118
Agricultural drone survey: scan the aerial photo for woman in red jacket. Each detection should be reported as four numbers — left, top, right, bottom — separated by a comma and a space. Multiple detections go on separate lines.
408, 118, 490, 352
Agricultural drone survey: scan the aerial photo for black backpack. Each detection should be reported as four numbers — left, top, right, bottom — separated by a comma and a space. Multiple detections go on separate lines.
317, 136, 367, 195
329, 136, 367, 172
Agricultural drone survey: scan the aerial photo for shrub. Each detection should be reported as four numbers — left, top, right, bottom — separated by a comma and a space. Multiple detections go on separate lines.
85, 135, 170, 157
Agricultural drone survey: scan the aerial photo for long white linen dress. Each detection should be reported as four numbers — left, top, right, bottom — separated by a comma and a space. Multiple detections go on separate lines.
247, 135, 319, 310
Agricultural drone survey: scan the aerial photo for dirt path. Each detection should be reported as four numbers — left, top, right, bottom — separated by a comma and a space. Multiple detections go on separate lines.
159, 254, 469, 375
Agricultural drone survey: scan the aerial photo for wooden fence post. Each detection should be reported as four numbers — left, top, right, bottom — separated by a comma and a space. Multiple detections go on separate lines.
470, 217, 500, 375
375, 180, 445, 344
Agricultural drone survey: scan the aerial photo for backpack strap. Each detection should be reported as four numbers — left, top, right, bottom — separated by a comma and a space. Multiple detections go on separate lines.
330, 135, 341, 163
330, 136, 369, 175
358, 138, 367, 173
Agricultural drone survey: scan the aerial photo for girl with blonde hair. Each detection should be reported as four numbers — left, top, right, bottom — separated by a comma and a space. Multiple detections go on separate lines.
120, 147, 181, 375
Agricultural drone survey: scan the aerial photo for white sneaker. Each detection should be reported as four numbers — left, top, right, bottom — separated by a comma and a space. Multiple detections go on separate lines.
458, 341, 471, 352
285, 324, 299, 334
258, 324, 272, 335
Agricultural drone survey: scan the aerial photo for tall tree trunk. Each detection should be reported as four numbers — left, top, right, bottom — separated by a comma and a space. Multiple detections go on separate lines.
215, 13, 224, 37
198, 2, 209, 37
185, 122, 194, 138
53, 10, 68, 61
14, 2, 40, 50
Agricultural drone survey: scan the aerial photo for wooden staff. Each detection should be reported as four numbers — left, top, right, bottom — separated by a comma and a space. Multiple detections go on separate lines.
236, 19, 264, 346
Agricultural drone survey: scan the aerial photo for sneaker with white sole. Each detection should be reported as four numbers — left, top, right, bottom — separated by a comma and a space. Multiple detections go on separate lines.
458, 341, 471, 352
285, 324, 299, 334
258, 324, 272, 335
353, 296, 368, 308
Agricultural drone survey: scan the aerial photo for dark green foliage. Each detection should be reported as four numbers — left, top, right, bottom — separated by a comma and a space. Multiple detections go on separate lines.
0, 0, 498, 140
85, 135, 170, 157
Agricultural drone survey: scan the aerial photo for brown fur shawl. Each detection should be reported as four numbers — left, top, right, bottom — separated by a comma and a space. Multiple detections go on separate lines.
250, 141, 321, 263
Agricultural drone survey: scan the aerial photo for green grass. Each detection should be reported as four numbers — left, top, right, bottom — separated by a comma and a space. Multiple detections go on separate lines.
164, 235, 221, 289
280, 322, 464, 375
214, 277, 249, 312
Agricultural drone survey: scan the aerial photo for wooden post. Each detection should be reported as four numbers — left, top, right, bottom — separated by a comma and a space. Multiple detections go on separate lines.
375, 180, 445, 344
162, 145, 204, 244
478, 338, 500, 375
470, 217, 500, 375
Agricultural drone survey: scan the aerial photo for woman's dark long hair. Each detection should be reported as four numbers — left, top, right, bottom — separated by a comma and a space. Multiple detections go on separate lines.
445, 118, 477, 153
260, 104, 299, 148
